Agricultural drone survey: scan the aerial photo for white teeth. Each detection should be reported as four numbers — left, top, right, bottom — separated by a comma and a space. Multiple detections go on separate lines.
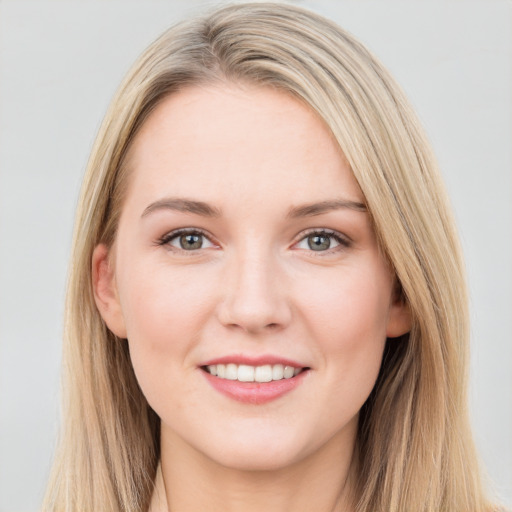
272, 364, 284, 380
283, 365, 295, 379
254, 365, 272, 382
205, 363, 304, 382
237, 364, 255, 382
225, 363, 238, 380
216, 364, 226, 378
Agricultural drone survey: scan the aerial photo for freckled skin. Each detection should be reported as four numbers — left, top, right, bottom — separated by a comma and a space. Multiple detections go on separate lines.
94, 84, 410, 511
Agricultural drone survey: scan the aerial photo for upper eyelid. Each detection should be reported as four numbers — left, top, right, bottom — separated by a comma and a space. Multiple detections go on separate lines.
294, 228, 351, 243
157, 227, 350, 247
158, 227, 218, 246
290, 229, 353, 256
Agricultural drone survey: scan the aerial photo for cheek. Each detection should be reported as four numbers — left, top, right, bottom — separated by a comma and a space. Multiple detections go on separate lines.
297, 262, 391, 395
119, 259, 215, 340
300, 263, 392, 346
115, 260, 218, 403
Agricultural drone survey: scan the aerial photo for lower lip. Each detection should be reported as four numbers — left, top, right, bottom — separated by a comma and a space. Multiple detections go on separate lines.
201, 369, 308, 405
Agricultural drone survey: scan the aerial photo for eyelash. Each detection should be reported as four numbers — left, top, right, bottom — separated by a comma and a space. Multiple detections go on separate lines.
156, 228, 351, 254
156, 228, 216, 252
294, 229, 351, 254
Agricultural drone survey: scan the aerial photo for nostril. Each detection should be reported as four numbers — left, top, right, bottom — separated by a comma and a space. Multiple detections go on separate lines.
216, 284, 292, 333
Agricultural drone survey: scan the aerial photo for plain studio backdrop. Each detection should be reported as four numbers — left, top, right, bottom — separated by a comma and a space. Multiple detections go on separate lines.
0, 1, 511, 511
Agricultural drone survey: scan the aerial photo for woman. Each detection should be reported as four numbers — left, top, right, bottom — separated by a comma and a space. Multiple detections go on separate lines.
43, 2, 496, 511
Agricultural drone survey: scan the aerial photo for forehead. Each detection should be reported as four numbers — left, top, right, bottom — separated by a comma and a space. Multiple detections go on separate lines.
124, 83, 363, 210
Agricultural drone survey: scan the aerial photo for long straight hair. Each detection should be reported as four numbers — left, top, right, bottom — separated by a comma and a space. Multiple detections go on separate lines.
44, 3, 490, 511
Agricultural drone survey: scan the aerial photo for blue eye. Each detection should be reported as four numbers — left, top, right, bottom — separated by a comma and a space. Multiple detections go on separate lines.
295, 231, 347, 252
175, 233, 203, 250
307, 234, 336, 251
159, 230, 215, 251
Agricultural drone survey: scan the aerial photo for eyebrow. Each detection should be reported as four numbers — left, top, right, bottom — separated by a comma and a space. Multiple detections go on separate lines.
141, 197, 366, 219
141, 198, 222, 218
286, 199, 367, 218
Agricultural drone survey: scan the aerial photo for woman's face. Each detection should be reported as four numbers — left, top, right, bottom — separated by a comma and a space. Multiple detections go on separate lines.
94, 84, 410, 471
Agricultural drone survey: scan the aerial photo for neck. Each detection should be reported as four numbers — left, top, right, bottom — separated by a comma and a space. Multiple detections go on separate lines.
154, 423, 358, 512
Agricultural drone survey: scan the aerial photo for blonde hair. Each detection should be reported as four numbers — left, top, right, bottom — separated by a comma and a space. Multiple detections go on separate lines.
44, 2, 491, 511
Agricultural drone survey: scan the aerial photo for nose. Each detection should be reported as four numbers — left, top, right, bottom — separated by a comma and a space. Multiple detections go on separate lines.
216, 250, 292, 334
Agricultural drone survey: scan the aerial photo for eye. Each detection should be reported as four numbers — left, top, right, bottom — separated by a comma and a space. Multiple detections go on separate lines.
159, 229, 216, 251
294, 230, 348, 252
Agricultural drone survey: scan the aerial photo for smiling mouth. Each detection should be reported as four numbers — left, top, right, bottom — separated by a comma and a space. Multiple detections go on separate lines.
202, 363, 308, 383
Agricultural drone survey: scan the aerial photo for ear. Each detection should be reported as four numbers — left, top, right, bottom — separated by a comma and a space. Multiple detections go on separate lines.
92, 244, 127, 338
386, 282, 412, 338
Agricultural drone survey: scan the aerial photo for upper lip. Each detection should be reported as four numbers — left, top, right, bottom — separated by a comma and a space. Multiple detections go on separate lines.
200, 354, 309, 368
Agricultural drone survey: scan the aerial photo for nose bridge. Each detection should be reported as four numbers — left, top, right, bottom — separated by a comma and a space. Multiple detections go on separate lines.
218, 240, 291, 333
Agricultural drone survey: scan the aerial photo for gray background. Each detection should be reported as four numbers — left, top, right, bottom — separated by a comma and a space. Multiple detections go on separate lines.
0, 1, 511, 510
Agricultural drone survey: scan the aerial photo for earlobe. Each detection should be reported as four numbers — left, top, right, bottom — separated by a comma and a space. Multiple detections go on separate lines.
92, 244, 127, 339
386, 300, 412, 338
386, 282, 412, 338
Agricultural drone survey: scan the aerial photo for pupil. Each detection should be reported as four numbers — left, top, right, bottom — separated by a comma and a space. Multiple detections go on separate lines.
308, 234, 330, 251
180, 234, 202, 250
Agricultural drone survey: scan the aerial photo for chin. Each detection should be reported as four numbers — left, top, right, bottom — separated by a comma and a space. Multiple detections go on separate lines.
209, 445, 306, 472
196, 427, 323, 473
